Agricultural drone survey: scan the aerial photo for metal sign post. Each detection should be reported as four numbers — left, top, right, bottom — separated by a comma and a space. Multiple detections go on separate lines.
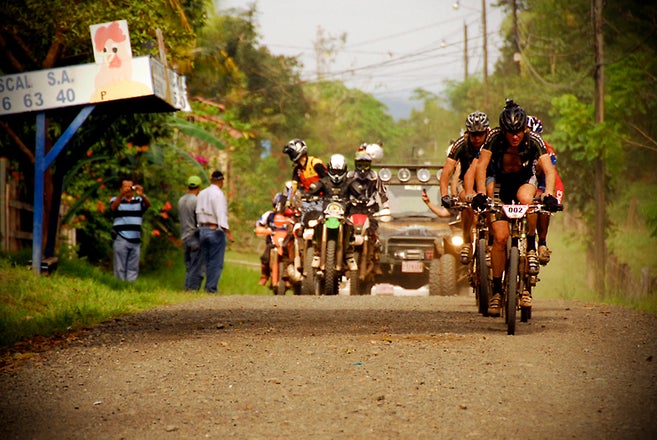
31, 105, 95, 273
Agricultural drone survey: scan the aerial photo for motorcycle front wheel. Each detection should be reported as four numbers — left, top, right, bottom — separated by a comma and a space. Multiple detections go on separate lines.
324, 239, 339, 295
301, 246, 316, 295
276, 260, 286, 296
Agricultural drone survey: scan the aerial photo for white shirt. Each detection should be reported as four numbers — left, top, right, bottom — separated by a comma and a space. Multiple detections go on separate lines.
195, 184, 229, 230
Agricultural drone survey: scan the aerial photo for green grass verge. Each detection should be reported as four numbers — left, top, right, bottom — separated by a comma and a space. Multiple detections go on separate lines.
536, 218, 657, 313
0, 249, 270, 349
2, 225, 656, 350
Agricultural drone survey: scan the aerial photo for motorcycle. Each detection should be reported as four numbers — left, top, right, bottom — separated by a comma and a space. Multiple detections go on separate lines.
295, 195, 321, 295
347, 199, 382, 296
314, 194, 351, 296
254, 207, 302, 295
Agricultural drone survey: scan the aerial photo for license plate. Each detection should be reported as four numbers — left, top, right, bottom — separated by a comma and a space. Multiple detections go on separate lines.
401, 261, 424, 273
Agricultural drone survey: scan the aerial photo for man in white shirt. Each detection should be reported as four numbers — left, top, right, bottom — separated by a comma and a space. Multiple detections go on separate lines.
196, 170, 235, 293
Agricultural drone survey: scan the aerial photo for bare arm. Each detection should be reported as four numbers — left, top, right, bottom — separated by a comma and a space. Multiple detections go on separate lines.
462, 158, 478, 198
439, 158, 457, 197
475, 149, 492, 195
538, 153, 556, 196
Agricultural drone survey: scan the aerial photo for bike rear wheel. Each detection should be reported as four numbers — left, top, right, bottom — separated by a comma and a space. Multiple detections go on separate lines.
506, 246, 519, 335
476, 239, 490, 316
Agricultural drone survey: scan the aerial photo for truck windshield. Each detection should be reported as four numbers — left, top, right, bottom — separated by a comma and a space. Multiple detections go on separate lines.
387, 185, 441, 216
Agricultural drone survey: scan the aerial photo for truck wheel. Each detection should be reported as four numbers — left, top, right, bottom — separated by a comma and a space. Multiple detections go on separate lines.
428, 259, 442, 296
440, 254, 457, 295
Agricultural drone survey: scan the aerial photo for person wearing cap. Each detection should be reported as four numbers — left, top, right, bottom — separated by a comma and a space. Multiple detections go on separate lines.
196, 170, 235, 293
178, 175, 204, 291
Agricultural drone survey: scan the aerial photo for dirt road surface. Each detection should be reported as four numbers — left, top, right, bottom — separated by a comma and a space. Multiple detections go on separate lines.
1, 294, 656, 439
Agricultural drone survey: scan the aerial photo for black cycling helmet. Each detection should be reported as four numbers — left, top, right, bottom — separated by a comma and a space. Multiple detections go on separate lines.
499, 99, 527, 133
282, 138, 308, 163
465, 111, 490, 133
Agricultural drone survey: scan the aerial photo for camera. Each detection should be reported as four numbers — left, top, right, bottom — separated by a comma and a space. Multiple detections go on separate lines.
131, 185, 136, 191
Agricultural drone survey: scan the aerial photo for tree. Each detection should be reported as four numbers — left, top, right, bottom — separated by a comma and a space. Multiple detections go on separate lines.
0, 0, 202, 260
397, 89, 461, 163
301, 81, 402, 161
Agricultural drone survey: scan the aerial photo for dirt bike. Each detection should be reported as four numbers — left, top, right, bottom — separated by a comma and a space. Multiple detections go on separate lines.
454, 198, 492, 316
314, 194, 350, 296
296, 196, 322, 295
254, 209, 302, 295
347, 199, 381, 296
484, 197, 562, 335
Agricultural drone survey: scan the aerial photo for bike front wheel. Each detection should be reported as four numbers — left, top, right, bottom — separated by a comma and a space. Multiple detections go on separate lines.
505, 246, 519, 335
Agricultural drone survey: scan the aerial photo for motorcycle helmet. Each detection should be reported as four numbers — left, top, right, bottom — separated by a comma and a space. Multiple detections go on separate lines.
354, 150, 372, 176
499, 99, 527, 133
282, 138, 308, 163
364, 143, 384, 163
327, 153, 348, 184
465, 111, 489, 133
272, 192, 285, 209
527, 115, 543, 134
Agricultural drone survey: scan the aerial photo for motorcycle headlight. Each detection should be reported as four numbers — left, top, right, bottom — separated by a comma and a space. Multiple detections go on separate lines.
325, 202, 344, 217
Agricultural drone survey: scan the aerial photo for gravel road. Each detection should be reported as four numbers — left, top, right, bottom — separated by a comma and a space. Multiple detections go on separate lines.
1, 294, 656, 439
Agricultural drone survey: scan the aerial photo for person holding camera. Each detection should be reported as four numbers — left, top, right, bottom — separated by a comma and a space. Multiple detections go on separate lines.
110, 178, 151, 281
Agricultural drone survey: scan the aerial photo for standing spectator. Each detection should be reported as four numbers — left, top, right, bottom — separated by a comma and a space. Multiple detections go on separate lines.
110, 178, 151, 281
178, 175, 203, 291
196, 170, 235, 293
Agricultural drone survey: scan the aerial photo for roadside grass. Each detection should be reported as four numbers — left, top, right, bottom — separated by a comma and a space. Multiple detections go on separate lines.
0, 249, 268, 349
2, 221, 656, 350
537, 219, 657, 313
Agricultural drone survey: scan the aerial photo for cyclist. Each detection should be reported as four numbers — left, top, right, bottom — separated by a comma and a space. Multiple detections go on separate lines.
473, 99, 559, 316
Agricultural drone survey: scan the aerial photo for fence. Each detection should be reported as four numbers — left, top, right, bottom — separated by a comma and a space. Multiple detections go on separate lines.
1, 157, 33, 252
607, 253, 657, 299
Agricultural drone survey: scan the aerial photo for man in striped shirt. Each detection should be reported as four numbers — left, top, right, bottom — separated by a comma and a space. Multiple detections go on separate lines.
110, 178, 151, 281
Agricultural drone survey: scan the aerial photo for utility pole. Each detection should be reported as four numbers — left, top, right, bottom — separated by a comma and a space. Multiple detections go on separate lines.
512, 0, 521, 74
481, 0, 488, 86
463, 22, 468, 80
593, 0, 607, 295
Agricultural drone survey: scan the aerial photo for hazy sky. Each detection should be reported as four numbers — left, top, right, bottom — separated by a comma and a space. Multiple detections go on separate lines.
216, 0, 505, 105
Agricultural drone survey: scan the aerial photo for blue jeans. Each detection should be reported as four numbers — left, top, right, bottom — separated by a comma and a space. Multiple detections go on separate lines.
183, 235, 204, 291
113, 235, 141, 282
199, 226, 226, 293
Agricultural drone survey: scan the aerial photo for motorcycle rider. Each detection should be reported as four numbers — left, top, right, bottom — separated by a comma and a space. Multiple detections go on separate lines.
307, 153, 358, 271
473, 99, 559, 315
527, 115, 565, 265
254, 193, 287, 286
283, 138, 327, 217
436, 111, 490, 265
346, 146, 390, 270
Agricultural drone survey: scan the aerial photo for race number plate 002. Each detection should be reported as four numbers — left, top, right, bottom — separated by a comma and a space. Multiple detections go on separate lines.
401, 260, 424, 273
